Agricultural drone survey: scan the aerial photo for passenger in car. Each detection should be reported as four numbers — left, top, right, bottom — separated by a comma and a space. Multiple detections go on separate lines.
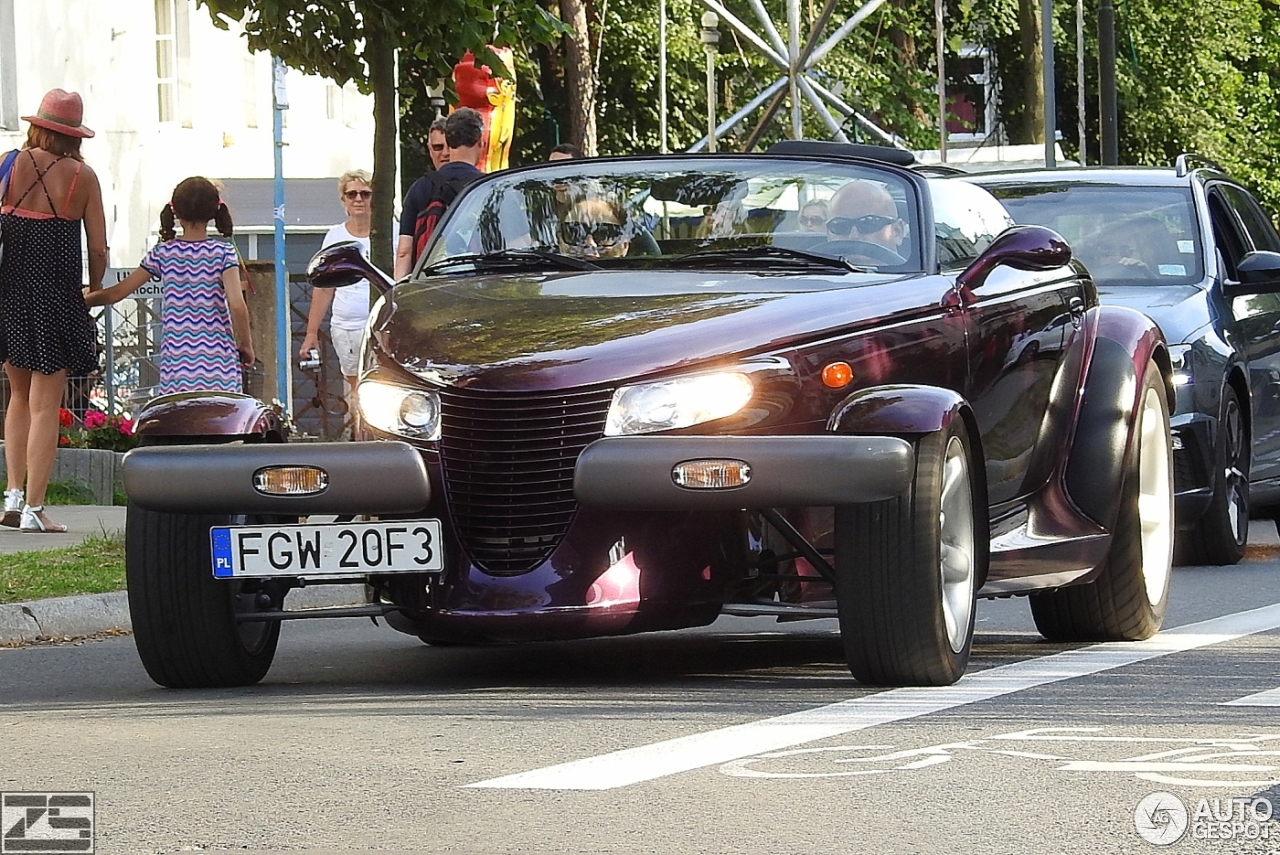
1084, 215, 1181, 280
799, 199, 829, 233
558, 197, 631, 259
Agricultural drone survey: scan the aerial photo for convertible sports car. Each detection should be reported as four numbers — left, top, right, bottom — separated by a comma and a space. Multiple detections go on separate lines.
122, 141, 1175, 690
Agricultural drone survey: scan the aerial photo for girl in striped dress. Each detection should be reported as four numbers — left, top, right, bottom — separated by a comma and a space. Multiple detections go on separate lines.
90, 177, 254, 394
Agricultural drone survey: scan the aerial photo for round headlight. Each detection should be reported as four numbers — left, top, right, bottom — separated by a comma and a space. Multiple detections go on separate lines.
399, 392, 439, 430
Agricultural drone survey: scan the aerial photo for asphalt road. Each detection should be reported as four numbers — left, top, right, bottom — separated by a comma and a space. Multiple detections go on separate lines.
2, 524, 1279, 855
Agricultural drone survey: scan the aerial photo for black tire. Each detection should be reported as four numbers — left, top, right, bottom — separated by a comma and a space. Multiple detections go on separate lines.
835, 419, 980, 686
1030, 360, 1173, 641
126, 503, 280, 688
1176, 385, 1248, 566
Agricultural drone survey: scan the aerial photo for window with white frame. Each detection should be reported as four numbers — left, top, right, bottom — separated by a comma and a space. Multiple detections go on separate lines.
0, 0, 17, 130
946, 45, 996, 142
154, 0, 192, 126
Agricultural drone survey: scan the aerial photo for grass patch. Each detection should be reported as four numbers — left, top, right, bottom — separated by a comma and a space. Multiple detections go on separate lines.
43, 479, 97, 506
0, 534, 125, 604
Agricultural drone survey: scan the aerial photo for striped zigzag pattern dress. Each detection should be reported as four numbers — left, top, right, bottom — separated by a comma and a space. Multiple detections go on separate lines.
141, 239, 242, 395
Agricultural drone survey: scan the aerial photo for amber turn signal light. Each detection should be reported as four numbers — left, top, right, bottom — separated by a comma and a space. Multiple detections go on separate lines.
252, 466, 329, 496
671, 459, 753, 490
822, 361, 854, 388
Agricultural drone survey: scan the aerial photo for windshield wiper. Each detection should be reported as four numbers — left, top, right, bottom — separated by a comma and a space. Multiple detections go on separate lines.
670, 245, 867, 272
421, 248, 601, 274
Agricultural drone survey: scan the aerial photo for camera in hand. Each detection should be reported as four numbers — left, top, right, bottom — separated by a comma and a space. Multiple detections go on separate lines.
300, 349, 321, 369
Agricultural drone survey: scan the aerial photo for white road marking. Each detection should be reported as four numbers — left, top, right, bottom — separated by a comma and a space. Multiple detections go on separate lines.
467, 603, 1280, 790
1220, 686, 1280, 707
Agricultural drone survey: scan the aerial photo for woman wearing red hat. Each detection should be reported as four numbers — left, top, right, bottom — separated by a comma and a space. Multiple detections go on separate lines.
0, 88, 107, 533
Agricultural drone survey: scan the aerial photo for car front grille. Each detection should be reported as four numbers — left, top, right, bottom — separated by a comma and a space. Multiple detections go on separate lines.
437, 385, 615, 575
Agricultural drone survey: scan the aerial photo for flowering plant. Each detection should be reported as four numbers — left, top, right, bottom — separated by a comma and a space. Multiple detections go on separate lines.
58, 408, 139, 452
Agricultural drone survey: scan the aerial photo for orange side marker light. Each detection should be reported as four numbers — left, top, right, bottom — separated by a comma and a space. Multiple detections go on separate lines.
822, 361, 854, 388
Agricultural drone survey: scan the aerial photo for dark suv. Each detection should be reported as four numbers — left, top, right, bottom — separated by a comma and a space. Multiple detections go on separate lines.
973, 157, 1280, 565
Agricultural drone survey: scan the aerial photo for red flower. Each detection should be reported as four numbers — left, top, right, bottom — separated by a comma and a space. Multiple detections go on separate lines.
58, 435, 70, 446
83, 410, 108, 430
58, 408, 74, 428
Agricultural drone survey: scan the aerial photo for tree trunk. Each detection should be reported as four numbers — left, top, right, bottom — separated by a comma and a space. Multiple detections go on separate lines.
559, 0, 597, 155
889, 0, 930, 131
1018, 0, 1045, 144
366, 21, 397, 273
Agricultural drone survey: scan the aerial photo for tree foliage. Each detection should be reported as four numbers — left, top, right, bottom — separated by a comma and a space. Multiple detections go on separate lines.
198, 0, 564, 270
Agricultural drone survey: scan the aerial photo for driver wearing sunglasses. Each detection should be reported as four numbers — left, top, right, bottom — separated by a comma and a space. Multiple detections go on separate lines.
826, 180, 906, 258
558, 197, 630, 259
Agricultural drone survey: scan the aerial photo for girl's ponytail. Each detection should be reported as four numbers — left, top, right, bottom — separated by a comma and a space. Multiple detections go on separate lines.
214, 201, 234, 237
159, 203, 177, 242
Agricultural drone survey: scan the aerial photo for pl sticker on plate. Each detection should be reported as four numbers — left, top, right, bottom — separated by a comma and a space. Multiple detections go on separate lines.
1158, 264, 1187, 276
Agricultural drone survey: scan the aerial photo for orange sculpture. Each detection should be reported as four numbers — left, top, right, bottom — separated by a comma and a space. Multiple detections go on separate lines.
453, 47, 517, 173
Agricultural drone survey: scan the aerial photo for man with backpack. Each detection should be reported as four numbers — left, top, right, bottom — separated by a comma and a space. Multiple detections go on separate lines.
394, 107, 485, 279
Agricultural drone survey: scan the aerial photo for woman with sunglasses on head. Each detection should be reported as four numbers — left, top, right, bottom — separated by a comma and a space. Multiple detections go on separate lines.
298, 169, 373, 426
558, 196, 631, 260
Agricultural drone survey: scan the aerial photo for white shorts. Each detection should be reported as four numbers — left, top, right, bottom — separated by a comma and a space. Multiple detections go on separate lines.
330, 326, 363, 378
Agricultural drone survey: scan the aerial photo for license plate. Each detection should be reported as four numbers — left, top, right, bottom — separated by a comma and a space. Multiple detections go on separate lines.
210, 520, 444, 578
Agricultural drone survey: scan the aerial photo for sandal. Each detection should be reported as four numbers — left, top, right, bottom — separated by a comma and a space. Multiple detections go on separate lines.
19, 504, 68, 534
1, 488, 22, 528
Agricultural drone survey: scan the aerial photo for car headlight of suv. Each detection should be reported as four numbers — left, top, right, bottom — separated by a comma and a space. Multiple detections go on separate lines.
605, 372, 754, 436
1169, 344, 1193, 386
358, 380, 441, 440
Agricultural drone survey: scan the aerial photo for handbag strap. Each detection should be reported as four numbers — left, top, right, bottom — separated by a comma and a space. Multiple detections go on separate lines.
0, 148, 17, 204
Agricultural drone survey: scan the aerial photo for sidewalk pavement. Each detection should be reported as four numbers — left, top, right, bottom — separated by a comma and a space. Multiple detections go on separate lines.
0, 505, 360, 645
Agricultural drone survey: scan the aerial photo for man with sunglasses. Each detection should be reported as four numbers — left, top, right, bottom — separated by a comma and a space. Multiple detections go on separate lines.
825, 180, 907, 263
426, 117, 449, 170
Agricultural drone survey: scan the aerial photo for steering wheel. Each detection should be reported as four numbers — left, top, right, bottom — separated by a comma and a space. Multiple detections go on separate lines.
820, 239, 906, 266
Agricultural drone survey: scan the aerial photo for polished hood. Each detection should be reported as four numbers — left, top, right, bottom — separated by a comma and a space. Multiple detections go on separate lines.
1094, 283, 1213, 344
374, 269, 932, 390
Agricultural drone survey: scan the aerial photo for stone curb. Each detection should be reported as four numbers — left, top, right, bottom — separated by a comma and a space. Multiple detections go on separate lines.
0, 585, 365, 646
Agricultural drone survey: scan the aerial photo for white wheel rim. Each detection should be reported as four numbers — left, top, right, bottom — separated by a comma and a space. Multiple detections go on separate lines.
939, 435, 976, 653
1138, 386, 1174, 604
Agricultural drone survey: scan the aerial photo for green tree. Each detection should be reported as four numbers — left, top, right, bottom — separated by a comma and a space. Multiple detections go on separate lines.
199, 0, 563, 271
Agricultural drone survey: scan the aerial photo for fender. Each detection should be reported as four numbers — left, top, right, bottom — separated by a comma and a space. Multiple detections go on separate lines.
826, 384, 967, 435
133, 391, 288, 440
1064, 306, 1168, 527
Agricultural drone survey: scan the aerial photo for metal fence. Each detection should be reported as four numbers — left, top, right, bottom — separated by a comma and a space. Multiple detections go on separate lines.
0, 279, 353, 440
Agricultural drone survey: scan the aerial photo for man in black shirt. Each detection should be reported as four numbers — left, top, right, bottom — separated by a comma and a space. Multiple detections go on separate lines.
395, 107, 485, 279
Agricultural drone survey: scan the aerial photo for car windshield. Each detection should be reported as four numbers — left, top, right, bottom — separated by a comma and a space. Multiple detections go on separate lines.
417, 156, 922, 275
986, 183, 1204, 287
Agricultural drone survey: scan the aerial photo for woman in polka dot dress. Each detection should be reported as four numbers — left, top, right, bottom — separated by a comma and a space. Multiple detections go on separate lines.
0, 89, 107, 533
90, 177, 255, 399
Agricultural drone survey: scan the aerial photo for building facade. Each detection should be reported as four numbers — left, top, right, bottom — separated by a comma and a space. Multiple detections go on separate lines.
0, 0, 375, 266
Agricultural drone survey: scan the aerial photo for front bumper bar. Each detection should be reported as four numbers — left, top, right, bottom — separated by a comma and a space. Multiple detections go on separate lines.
123, 441, 432, 515
574, 435, 915, 510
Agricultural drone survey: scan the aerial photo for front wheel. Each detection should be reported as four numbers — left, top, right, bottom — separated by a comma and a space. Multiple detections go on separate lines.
835, 419, 981, 686
126, 504, 281, 688
1030, 360, 1173, 641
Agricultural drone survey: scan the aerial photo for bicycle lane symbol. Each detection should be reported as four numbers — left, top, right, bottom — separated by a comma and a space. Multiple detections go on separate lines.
718, 727, 1280, 788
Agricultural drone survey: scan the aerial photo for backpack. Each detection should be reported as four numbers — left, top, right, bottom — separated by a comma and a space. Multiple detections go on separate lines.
411, 171, 476, 264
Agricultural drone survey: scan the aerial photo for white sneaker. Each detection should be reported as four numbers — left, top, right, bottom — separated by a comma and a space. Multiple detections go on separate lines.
1, 488, 22, 528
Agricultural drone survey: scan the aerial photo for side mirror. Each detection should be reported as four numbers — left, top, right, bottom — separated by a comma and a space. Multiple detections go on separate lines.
956, 225, 1072, 290
1225, 250, 1280, 296
306, 241, 395, 295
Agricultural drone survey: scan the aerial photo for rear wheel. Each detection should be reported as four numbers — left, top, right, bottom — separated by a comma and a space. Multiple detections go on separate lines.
835, 419, 979, 686
1177, 385, 1248, 566
126, 504, 281, 688
1031, 361, 1173, 641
